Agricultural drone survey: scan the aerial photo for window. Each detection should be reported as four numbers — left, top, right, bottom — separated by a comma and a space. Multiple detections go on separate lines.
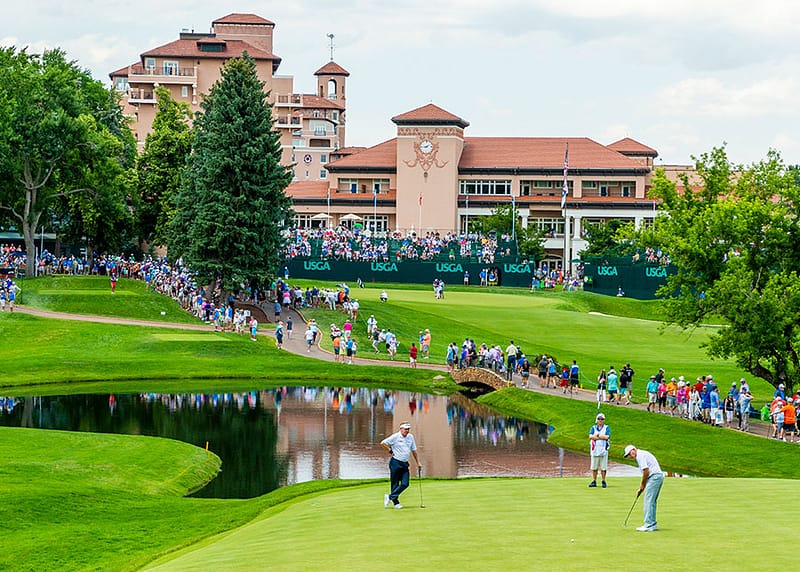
458, 180, 512, 195
292, 139, 305, 148
621, 181, 634, 197
339, 178, 358, 193
163, 61, 178, 75
364, 215, 389, 233
528, 218, 565, 235
181, 86, 188, 97
320, 154, 328, 164
533, 181, 553, 188
313, 110, 319, 118
291, 154, 296, 163
599, 184, 609, 197
144, 57, 155, 71
372, 178, 390, 193
114, 77, 129, 92
582, 181, 598, 189
332, 111, 339, 121
320, 170, 327, 179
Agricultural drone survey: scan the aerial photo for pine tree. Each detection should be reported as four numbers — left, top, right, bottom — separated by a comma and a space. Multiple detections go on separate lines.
170, 54, 293, 293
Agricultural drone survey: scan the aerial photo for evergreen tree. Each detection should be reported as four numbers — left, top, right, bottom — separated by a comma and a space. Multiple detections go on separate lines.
170, 54, 293, 293
136, 87, 193, 247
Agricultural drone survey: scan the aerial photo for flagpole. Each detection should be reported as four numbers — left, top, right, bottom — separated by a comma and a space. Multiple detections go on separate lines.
373, 186, 377, 235
418, 191, 422, 234
561, 143, 570, 276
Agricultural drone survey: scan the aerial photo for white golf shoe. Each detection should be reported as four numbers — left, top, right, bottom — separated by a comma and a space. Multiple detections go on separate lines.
394, 503, 403, 509
384, 494, 390, 508
636, 525, 658, 532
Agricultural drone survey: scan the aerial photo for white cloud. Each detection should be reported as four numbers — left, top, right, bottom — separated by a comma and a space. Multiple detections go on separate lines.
655, 76, 800, 119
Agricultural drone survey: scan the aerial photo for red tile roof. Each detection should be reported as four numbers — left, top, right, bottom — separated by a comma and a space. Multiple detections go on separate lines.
391, 104, 470, 128
328, 137, 648, 172
607, 137, 658, 157
298, 94, 345, 110
109, 63, 137, 77
460, 137, 645, 170
285, 181, 330, 197
314, 61, 350, 76
141, 38, 278, 60
213, 13, 275, 26
326, 140, 398, 170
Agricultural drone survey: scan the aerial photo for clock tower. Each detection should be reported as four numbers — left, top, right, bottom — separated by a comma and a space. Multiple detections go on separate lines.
392, 104, 469, 234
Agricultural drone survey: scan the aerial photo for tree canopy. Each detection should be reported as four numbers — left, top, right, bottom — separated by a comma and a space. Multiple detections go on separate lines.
635, 146, 800, 393
0, 47, 134, 263
468, 203, 545, 263
169, 54, 293, 293
136, 86, 193, 247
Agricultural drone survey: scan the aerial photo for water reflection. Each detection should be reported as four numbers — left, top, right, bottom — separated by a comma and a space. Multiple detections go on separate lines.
0, 389, 635, 499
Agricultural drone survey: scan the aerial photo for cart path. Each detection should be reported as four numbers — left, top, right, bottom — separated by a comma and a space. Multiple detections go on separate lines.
13, 304, 775, 439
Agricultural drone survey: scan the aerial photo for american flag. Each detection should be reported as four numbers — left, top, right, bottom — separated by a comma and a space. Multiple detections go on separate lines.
419, 192, 423, 206
560, 143, 569, 210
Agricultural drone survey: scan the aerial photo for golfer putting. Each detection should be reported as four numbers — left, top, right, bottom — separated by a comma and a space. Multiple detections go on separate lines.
380, 422, 422, 509
623, 445, 664, 532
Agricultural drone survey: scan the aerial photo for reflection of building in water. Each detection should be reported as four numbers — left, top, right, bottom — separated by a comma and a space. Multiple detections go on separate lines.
257, 387, 613, 482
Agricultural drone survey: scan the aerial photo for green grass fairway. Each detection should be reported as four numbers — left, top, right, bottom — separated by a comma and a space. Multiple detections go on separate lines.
145, 478, 793, 571
300, 283, 769, 401
17, 275, 202, 324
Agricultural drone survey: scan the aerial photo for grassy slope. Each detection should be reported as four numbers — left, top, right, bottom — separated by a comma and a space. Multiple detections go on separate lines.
481, 388, 800, 478
300, 283, 770, 402
145, 478, 796, 571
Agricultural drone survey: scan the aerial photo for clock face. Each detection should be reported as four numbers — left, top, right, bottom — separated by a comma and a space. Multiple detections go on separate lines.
419, 140, 434, 154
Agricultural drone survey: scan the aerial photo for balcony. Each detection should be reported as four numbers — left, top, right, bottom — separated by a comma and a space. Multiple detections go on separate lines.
275, 93, 303, 107
129, 67, 197, 84
128, 89, 155, 103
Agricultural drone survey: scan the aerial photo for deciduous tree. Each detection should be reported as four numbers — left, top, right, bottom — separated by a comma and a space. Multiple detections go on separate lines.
635, 146, 800, 393
0, 47, 134, 266
136, 86, 193, 247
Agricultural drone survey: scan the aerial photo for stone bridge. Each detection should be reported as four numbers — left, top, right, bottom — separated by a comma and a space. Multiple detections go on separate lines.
451, 366, 510, 392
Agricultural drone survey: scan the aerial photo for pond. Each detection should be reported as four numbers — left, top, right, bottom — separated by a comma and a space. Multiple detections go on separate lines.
0, 387, 636, 498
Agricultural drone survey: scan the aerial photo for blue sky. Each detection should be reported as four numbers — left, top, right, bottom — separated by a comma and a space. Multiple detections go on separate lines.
5, 0, 800, 166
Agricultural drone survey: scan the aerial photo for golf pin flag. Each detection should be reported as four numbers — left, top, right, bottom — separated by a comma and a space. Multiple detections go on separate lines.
561, 142, 569, 210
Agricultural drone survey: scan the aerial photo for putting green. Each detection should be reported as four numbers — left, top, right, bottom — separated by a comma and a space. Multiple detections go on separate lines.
146, 477, 792, 570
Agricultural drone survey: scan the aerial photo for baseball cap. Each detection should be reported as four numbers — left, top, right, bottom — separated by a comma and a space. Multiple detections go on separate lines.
399, 422, 411, 429
623, 445, 636, 457
596, 413, 605, 420
779, 384, 785, 389
740, 378, 746, 382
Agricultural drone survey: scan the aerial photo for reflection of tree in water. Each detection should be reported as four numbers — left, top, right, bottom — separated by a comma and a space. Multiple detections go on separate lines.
0, 393, 285, 500
447, 392, 542, 446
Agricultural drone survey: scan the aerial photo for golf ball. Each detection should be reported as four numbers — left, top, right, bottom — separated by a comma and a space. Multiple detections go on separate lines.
570, 539, 575, 543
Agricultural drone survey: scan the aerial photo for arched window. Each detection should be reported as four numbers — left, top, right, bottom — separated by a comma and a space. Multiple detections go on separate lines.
327, 79, 337, 99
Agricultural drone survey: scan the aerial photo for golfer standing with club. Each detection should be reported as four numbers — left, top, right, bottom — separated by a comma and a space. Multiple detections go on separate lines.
623, 445, 664, 532
380, 422, 422, 509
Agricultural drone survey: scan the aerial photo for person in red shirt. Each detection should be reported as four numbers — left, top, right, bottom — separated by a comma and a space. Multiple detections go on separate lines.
409, 342, 418, 368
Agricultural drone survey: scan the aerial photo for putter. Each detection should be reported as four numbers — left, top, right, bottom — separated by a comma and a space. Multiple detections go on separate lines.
417, 466, 425, 508
623, 489, 642, 527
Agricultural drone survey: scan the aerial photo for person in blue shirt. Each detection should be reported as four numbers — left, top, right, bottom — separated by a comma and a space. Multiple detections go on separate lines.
709, 386, 722, 425
700, 386, 712, 423
774, 383, 786, 401
646, 376, 659, 413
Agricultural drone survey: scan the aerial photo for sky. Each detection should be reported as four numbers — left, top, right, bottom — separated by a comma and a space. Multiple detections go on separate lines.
5, 0, 800, 166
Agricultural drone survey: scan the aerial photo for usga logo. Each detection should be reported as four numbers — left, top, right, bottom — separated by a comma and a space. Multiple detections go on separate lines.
303, 261, 331, 271
597, 266, 618, 276
371, 262, 398, 272
436, 263, 463, 272
503, 264, 531, 273
645, 267, 667, 278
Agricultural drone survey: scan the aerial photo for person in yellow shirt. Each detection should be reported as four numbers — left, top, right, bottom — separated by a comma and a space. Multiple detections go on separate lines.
666, 377, 678, 417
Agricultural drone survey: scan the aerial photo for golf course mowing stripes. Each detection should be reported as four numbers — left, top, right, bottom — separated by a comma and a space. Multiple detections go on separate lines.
144, 477, 798, 571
